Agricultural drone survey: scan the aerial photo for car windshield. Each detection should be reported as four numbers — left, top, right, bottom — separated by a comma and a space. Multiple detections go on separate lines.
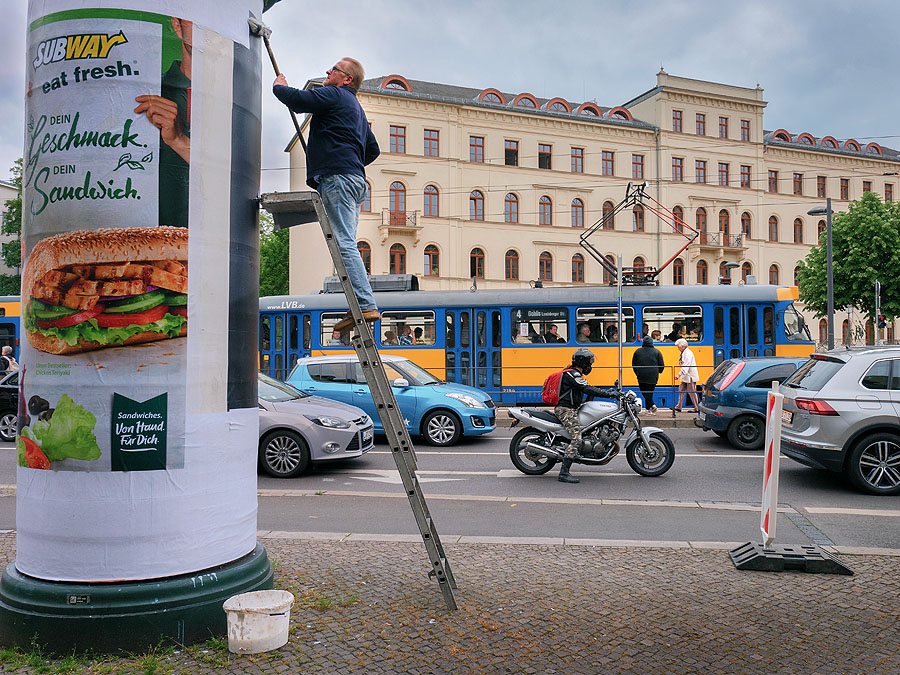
782, 355, 844, 391
390, 359, 442, 385
258, 373, 308, 402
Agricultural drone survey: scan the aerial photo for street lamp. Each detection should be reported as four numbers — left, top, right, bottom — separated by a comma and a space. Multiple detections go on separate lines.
808, 198, 833, 350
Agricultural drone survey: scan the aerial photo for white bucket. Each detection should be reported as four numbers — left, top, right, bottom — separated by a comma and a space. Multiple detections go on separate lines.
223, 590, 294, 654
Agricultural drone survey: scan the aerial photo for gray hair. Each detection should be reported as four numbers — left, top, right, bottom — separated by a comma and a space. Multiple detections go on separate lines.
674, 338, 688, 348
1, 346, 10, 355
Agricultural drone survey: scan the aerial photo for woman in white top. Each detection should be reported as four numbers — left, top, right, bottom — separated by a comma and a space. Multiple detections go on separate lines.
674, 338, 700, 413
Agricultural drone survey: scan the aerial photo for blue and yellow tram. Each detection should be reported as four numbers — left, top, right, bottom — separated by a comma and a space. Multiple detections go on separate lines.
259, 285, 814, 407
0, 296, 21, 358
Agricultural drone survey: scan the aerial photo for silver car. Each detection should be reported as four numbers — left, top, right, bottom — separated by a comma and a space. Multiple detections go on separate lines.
780, 347, 900, 495
258, 373, 374, 478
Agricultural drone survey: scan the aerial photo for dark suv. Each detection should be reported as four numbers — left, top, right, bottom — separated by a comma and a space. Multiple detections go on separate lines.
780, 347, 900, 495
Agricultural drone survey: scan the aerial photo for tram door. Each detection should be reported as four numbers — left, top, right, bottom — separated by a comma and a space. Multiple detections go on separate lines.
259, 311, 311, 380
444, 309, 502, 399
713, 304, 771, 366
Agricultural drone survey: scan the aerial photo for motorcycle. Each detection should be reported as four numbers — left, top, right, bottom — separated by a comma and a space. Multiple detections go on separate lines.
507, 387, 675, 477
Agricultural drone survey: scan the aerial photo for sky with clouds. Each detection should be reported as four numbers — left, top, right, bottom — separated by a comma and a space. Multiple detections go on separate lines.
4, 0, 898, 192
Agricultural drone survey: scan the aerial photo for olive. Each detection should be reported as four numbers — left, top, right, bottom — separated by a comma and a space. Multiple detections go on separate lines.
38, 409, 54, 422
28, 395, 50, 416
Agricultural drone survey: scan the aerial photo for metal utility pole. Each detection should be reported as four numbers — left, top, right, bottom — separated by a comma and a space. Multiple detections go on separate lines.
808, 198, 834, 349
876, 280, 882, 346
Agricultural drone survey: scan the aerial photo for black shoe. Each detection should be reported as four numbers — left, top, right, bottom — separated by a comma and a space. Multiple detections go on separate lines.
558, 459, 580, 484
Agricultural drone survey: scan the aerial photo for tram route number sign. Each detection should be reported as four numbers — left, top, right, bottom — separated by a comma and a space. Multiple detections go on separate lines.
514, 308, 567, 322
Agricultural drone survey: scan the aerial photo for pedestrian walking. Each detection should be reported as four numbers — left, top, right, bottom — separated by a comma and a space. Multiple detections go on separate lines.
631, 336, 664, 413
674, 338, 700, 412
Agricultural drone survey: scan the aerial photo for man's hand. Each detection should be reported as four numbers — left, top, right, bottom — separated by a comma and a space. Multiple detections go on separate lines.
134, 95, 190, 163
274, 74, 288, 87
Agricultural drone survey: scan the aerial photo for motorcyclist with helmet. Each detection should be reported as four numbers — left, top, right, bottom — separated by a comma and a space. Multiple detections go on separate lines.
554, 348, 615, 484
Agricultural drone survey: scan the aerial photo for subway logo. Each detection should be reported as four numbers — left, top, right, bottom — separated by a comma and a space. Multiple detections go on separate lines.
33, 32, 128, 69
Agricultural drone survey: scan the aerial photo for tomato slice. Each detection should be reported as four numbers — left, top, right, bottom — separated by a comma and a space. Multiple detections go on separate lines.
36, 304, 105, 329
168, 306, 187, 318
96, 303, 170, 328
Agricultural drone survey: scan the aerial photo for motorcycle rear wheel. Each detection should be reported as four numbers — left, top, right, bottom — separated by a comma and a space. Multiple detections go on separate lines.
626, 431, 675, 477
509, 428, 558, 475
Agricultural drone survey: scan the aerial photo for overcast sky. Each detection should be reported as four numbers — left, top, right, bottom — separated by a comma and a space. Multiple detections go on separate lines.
4, 0, 899, 192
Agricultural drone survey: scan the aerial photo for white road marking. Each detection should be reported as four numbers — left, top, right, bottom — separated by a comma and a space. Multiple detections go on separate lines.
805, 506, 900, 518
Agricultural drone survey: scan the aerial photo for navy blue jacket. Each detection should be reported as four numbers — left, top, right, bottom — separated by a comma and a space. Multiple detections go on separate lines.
273, 84, 380, 189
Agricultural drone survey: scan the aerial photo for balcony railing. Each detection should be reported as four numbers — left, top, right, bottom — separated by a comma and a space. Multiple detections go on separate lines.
382, 209, 417, 227
697, 232, 744, 248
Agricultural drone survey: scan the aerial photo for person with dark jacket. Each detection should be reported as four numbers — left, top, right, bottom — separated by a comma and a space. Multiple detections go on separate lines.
631, 335, 665, 413
554, 348, 613, 484
273, 58, 381, 333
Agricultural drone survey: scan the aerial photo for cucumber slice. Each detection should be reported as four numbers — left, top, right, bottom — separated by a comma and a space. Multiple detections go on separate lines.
103, 290, 166, 314
31, 299, 78, 320
164, 293, 187, 307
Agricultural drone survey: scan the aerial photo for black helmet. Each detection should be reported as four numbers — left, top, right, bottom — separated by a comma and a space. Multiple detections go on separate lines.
572, 348, 595, 374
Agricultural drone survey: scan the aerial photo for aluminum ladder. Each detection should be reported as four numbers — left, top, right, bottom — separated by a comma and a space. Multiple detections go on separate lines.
260, 191, 458, 610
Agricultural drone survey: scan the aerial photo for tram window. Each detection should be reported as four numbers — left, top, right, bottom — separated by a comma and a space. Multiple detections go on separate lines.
747, 307, 758, 344
641, 306, 700, 342
763, 307, 774, 344
783, 304, 809, 342
461, 312, 470, 349
477, 351, 487, 387
308, 362, 349, 383
274, 353, 284, 380
261, 353, 270, 372
446, 312, 455, 348
446, 350, 456, 383
261, 316, 271, 351
381, 310, 436, 346
511, 307, 569, 344
729, 307, 740, 344
492, 351, 501, 387
477, 312, 486, 348
289, 353, 298, 373
274, 316, 283, 350
575, 307, 634, 343
289, 315, 298, 351
492, 311, 501, 348
460, 351, 470, 385
714, 307, 724, 346
321, 312, 351, 346
303, 316, 311, 351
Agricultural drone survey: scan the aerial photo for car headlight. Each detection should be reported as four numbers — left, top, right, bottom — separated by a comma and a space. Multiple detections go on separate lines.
304, 415, 352, 429
445, 392, 486, 408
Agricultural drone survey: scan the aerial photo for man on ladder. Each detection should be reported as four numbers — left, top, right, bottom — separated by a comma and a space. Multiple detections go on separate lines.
273, 58, 381, 332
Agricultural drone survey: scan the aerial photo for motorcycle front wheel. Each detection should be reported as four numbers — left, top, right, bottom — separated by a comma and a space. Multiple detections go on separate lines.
509, 428, 558, 475
626, 431, 675, 477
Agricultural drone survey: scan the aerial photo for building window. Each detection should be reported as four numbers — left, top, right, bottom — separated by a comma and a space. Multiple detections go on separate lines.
361, 181, 371, 212
424, 129, 439, 157
695, 160, 707, 184
470, 248, 485, 279
718, 162, 729, 186
505, 140, 518, 166
633, 257, 645, 273
504, 193, 519, 223
469, 136, 484, 163
719, 261, 730, 283
840, 178, 849, 200
504, 250, 519, 280
863, 181, 872, 193
740, 119, 750, 142
539, 251, 553, 282
571, 198, 584, 228
673, 205, 685, 234
793, 173, 803, 196
423, 184, 439, 217
571, 253, 585, 283
389, 125, 406, 153
672, 109, 683, 132
817, 175, 827, 198
469, 190, 484, 221
793, 218, 803, 244
673, 258, 684, 285
768, 170, 778, 193
390, 243, 406, 274
424, 244, 439, 276
741, 212, 751, 239
389, 181, 406, 224
632, 154, 644, 179
633, 204, 644, 232
768, 215, 779, 242
548, 100, 568, 112
769, 264, 779, 285
538, 143, 552, 169
571, 147, 583, 173
696, 260, 708, 285
602, 151, 614, 176
602, 254, 616, 284
672, 157, 684, 182
718, 116, 728, 139
818, 220, 826, 240
818, 319, 827, 345
602, 201, 615, 230
696, 208, 707, 234
842, 319, 850, 345
539, 195, 552, 226
794, 266, 800, 286
357, 241, 371, 274
719, 209, 730, 235
696, 113, 706, 136
887, 184, 894, 202
740, 165, 751, 189
741, 262, 752, 283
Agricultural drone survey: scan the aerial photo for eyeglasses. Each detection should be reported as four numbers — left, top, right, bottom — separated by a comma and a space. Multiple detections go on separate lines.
327, 65, 351, 77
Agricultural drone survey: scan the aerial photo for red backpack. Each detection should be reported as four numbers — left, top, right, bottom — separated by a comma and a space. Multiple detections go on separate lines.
541, 368, 569, 405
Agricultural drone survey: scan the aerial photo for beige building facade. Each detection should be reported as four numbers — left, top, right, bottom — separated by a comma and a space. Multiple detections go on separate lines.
283, 70, 899, 344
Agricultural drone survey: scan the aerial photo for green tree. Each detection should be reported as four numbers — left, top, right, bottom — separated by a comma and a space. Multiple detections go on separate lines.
0, 158, 22, 295
797, 191, 900, 324
259, 210, 289, 296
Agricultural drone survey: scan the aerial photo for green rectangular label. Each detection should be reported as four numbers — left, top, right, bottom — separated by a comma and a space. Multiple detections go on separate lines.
110, 393, 167, 471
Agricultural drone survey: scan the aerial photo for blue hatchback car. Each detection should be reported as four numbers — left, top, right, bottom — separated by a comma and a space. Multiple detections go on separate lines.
287, 354, 496, 446
698, 356, 809, 450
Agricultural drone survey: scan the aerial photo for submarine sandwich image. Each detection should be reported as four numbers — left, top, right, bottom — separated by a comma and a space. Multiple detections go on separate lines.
23, 227, 188, 355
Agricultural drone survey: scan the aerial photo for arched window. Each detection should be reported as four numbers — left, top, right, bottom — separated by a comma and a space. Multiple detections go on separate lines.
793, 218, 803, 244
822, 137, 838, 149
768, 215, 779, 242
361, 181, 371, 212
602, 254, 616, 284
819, 319, 827, 345
504, 193, 519, 223
571, 253, 585, 283
719, 209, 730, 235
673, 205, 685, 234
469, 190, 484, 221
539, 195, 552, 226
482, 92, 501, 103
389, 243, 406, 274
843, 139, 861, 152
633, 204, 644, 232
842, 318, 850, 345
818, 219, 826, 240
673, 258, 684, 285
741, 212, 751, 239
697, 207, 708, 244
539, 251, 553, 281
719, 262, 730, 283
571, 198, 584, 228
577, 102, 601, 116
793, 265, 800, 286
424, 244, 439, 277
633, 256, 645, 272
389, 181, 406, 226
513, 93, 538, 108
741, 262, 752, 283
602, 201, 615, 229
505, 250, 519, 280
423, 185, 439, 217
769, 264, 779, 285
357, 241, 371, 274
697, 259, 709, 285
470, 247, 485, 279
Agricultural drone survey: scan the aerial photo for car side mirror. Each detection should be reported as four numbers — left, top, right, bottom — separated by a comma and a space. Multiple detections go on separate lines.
392, 378, 410, 388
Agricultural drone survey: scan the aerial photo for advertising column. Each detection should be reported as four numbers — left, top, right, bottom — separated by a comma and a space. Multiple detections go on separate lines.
0, 1, 271, 652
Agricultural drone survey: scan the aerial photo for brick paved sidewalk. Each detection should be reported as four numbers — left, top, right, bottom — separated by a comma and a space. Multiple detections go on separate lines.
1, 533, 898, 674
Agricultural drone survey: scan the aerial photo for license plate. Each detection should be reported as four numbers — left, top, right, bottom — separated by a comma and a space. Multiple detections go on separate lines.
363, 428, 373, 443
698, 411, 706, 422
781, 410, 793, 425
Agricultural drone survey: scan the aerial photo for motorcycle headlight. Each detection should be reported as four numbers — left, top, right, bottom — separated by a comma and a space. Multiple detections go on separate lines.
305, 415, 351, 429
445, 392, 486, 408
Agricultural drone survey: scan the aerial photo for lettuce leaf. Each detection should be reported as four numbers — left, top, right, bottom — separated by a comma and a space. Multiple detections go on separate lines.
25, 301, 187, 347
31, 394, 101, 462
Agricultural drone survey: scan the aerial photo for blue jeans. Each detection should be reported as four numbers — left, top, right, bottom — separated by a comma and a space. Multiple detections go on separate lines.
317, 174, 377, 310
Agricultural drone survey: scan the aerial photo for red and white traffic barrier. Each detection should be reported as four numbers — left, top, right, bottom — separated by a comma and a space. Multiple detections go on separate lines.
760, 382, 784, 547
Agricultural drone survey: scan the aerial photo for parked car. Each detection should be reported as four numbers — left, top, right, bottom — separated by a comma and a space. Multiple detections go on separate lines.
286, 354, 495, 446
258, 372, 374, 478
698, 357, 809, 450
0, 370, 18, 443
780, 347, 900, 495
